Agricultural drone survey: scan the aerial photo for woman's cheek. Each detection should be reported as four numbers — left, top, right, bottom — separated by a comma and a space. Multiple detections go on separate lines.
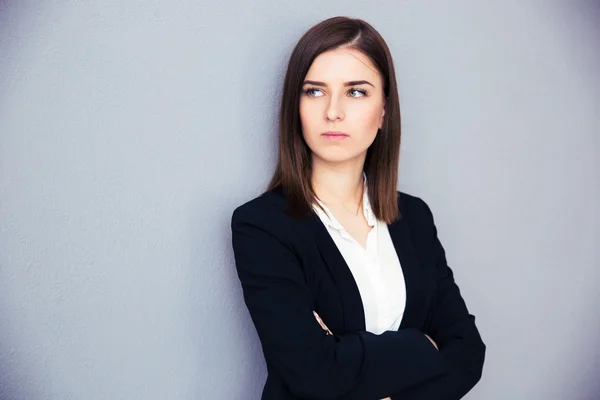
349, 105, 383, 135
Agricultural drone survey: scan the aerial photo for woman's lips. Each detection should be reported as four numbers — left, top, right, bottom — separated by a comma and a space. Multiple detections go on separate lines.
322, 132, 349, 140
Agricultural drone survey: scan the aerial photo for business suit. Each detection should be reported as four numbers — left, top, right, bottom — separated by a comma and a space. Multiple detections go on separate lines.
231, 186, 486, 399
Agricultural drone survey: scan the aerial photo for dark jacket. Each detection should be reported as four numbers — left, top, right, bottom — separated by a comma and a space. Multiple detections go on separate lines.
230, 187, 485, 399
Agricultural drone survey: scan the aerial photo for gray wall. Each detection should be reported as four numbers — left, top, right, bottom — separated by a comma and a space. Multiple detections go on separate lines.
1, 1, 598, 399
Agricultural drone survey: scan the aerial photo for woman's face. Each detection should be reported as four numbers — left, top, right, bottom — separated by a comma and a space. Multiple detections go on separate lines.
299, 47, 386, 166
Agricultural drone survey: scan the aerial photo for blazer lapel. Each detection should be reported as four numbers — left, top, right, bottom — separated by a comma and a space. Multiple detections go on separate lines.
304, 194, 427, 333
387, 202, 427, 330
307, 215, 366, 333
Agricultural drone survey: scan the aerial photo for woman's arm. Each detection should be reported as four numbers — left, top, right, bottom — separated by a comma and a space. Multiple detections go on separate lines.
388, 198, 486, 400
231, 204, 448, 400
313, 312, 439, 400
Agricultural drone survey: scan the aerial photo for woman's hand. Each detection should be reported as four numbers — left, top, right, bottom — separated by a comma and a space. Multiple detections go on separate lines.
313, 311, 333, 335
424, 333, 438, 350
314, 312, 391, 400
378, 336, 436, 400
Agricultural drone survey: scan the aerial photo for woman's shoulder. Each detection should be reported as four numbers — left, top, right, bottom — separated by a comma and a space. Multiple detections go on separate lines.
232, 187, 285, 214
230, 187, 295, 229
397, 190, 436, 226
230, 188, 311, 254
397, 190, 426, 210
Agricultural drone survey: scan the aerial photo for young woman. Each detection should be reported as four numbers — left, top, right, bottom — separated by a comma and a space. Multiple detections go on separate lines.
231, 16, 485, 400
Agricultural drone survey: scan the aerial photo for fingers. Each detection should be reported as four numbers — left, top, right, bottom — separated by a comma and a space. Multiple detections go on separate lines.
313, 311, 326, 329
424, 334, 439, 350
313, 311, 333, 335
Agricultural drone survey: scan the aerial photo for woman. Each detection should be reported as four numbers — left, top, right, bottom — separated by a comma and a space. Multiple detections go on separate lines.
231, 16, 485, 400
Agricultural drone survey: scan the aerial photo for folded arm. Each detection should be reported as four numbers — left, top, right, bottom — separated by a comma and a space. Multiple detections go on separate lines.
231, 205, 448, 400
390, 199, 486, 400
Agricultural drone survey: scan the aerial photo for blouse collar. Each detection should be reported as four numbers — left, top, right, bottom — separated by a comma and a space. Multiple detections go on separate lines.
312, 171, 377, 231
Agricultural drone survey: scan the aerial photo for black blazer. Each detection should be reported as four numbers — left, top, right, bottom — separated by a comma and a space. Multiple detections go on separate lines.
231, 187, 485, 400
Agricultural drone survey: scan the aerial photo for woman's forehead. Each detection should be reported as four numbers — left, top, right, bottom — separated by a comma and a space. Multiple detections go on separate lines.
305, 48, 381, 84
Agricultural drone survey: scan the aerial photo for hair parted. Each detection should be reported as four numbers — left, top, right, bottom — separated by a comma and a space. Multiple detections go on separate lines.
267, 16, 403, 223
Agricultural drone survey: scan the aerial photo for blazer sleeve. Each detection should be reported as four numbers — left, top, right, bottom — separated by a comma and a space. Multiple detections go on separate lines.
390, 198, 486, 400
231, 204, 448, 400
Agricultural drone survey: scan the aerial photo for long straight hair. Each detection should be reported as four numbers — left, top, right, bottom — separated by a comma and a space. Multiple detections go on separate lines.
267, 16, 403, 224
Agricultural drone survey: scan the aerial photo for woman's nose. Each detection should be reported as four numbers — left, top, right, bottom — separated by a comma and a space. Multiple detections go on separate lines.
326, 98, 344, 121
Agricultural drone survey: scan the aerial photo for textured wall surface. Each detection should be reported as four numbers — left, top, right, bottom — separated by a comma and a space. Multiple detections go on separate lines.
0, 1, 598, 399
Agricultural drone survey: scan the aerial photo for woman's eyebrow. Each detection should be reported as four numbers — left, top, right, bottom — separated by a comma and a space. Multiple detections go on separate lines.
303, 80, 374, 88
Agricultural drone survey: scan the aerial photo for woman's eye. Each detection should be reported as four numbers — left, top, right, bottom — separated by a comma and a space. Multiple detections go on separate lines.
349, 88, 367, 98
305, 88, 324, 97
303, 87, 367, 98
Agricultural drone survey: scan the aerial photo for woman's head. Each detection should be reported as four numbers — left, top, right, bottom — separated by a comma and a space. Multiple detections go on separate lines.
267, 16, 402, 223
300, 47, 386, 167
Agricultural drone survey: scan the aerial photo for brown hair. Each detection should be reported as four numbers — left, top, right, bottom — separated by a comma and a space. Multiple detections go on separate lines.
266, 16, 402, 223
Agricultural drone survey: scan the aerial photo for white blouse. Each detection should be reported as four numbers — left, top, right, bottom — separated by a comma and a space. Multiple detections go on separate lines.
312, 172, 407, 335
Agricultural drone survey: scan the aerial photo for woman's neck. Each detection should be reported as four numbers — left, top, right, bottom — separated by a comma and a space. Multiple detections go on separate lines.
311, 162, 365, 213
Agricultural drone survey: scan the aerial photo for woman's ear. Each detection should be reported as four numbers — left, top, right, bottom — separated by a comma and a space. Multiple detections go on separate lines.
379, 104, 386, 129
